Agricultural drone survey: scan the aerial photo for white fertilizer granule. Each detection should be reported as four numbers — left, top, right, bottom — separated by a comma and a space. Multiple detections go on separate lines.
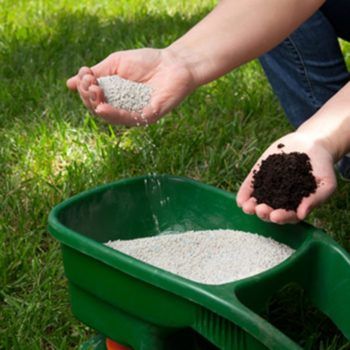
105, 230, 295, 285
97, 75, 152, 112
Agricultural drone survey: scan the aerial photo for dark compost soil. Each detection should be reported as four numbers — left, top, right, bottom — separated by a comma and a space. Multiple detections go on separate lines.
251, 152, 317, 211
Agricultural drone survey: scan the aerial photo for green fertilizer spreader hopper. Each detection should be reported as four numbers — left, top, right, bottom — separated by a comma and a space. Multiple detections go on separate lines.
47, 175, 350, 350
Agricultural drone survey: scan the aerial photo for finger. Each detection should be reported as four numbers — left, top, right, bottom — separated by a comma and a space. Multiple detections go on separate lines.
242, 197, 257, 215
67, 66, 92, 91
78, 74, 96, 110
255, 204, 273, 222
91, 54, 120, 77
78, 66, 93, 80
80, 73, 96, 93
270, 209, 299, 224
236, 171, 255, 207
88, 84, 105, 110
297, 179, 336, 220
95, 103, 145, 126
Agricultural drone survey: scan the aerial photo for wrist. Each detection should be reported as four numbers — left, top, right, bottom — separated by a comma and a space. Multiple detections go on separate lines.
165, 43, 216, 87
295, 127, 339, 162
296, 84, 350, 162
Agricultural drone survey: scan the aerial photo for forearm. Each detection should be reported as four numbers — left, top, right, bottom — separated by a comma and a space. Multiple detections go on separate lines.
297, 82, 350, 162
167, 0, 324, 86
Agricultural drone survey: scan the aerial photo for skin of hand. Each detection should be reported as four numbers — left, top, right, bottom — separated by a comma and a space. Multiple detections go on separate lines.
66, 48, 198, 125
236, 132, 337, 224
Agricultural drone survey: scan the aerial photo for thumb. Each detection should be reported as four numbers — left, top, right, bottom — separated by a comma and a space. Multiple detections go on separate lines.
297, 177, 336, 220
90, 53, 122, 78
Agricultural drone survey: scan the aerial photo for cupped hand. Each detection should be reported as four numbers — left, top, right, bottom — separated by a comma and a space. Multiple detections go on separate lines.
236, 132, 337, 224
66, 48, 197, 125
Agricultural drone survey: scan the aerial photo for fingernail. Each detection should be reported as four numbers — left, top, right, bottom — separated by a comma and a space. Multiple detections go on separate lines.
90, 92, 96, 101
82, 80, 89, 90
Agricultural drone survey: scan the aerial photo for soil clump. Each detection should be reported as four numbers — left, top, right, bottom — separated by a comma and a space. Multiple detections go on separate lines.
251, 152, 317, 211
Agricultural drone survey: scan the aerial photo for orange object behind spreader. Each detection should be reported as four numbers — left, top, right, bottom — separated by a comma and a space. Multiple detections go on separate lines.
106, 338, 132, 350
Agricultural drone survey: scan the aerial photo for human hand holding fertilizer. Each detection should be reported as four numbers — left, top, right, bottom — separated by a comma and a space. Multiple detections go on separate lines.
67, 0, 350, 224
66, 48, 197, 126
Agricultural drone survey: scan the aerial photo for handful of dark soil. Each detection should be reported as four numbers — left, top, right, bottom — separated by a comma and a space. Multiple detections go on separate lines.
251, 152, 317, 211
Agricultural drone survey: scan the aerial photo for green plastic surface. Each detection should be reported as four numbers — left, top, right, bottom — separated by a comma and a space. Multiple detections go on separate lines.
79, 334, 106, 350
48, 175, 350, 350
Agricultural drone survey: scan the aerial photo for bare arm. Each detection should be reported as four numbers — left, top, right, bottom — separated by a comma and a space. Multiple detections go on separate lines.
297, 81, 350, 161
168, 0, 325, 85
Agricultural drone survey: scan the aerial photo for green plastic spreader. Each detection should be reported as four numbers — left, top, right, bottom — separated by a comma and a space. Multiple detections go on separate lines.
47, 175, 350, 350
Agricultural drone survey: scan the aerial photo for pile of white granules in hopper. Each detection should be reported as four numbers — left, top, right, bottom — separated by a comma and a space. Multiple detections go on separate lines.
105, 230, 295, 284
97, 75, 152, 112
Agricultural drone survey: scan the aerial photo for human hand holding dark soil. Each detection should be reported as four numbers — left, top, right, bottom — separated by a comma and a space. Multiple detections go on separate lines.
237, 132, 337, 224
66, 48, 197, 125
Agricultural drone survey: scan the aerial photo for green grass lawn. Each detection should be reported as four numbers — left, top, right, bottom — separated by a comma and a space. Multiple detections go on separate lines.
1, 1, 350, 349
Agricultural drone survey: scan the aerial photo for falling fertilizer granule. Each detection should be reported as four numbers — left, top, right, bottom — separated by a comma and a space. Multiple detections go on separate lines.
105, 229, 294, 285
97, 75, 152, 112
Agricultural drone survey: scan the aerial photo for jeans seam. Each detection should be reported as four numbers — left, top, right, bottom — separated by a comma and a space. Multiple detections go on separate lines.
285, 36, 320, 109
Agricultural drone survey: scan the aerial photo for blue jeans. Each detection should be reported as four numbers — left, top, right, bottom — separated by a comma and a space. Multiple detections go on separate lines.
259, 7, 350, 179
